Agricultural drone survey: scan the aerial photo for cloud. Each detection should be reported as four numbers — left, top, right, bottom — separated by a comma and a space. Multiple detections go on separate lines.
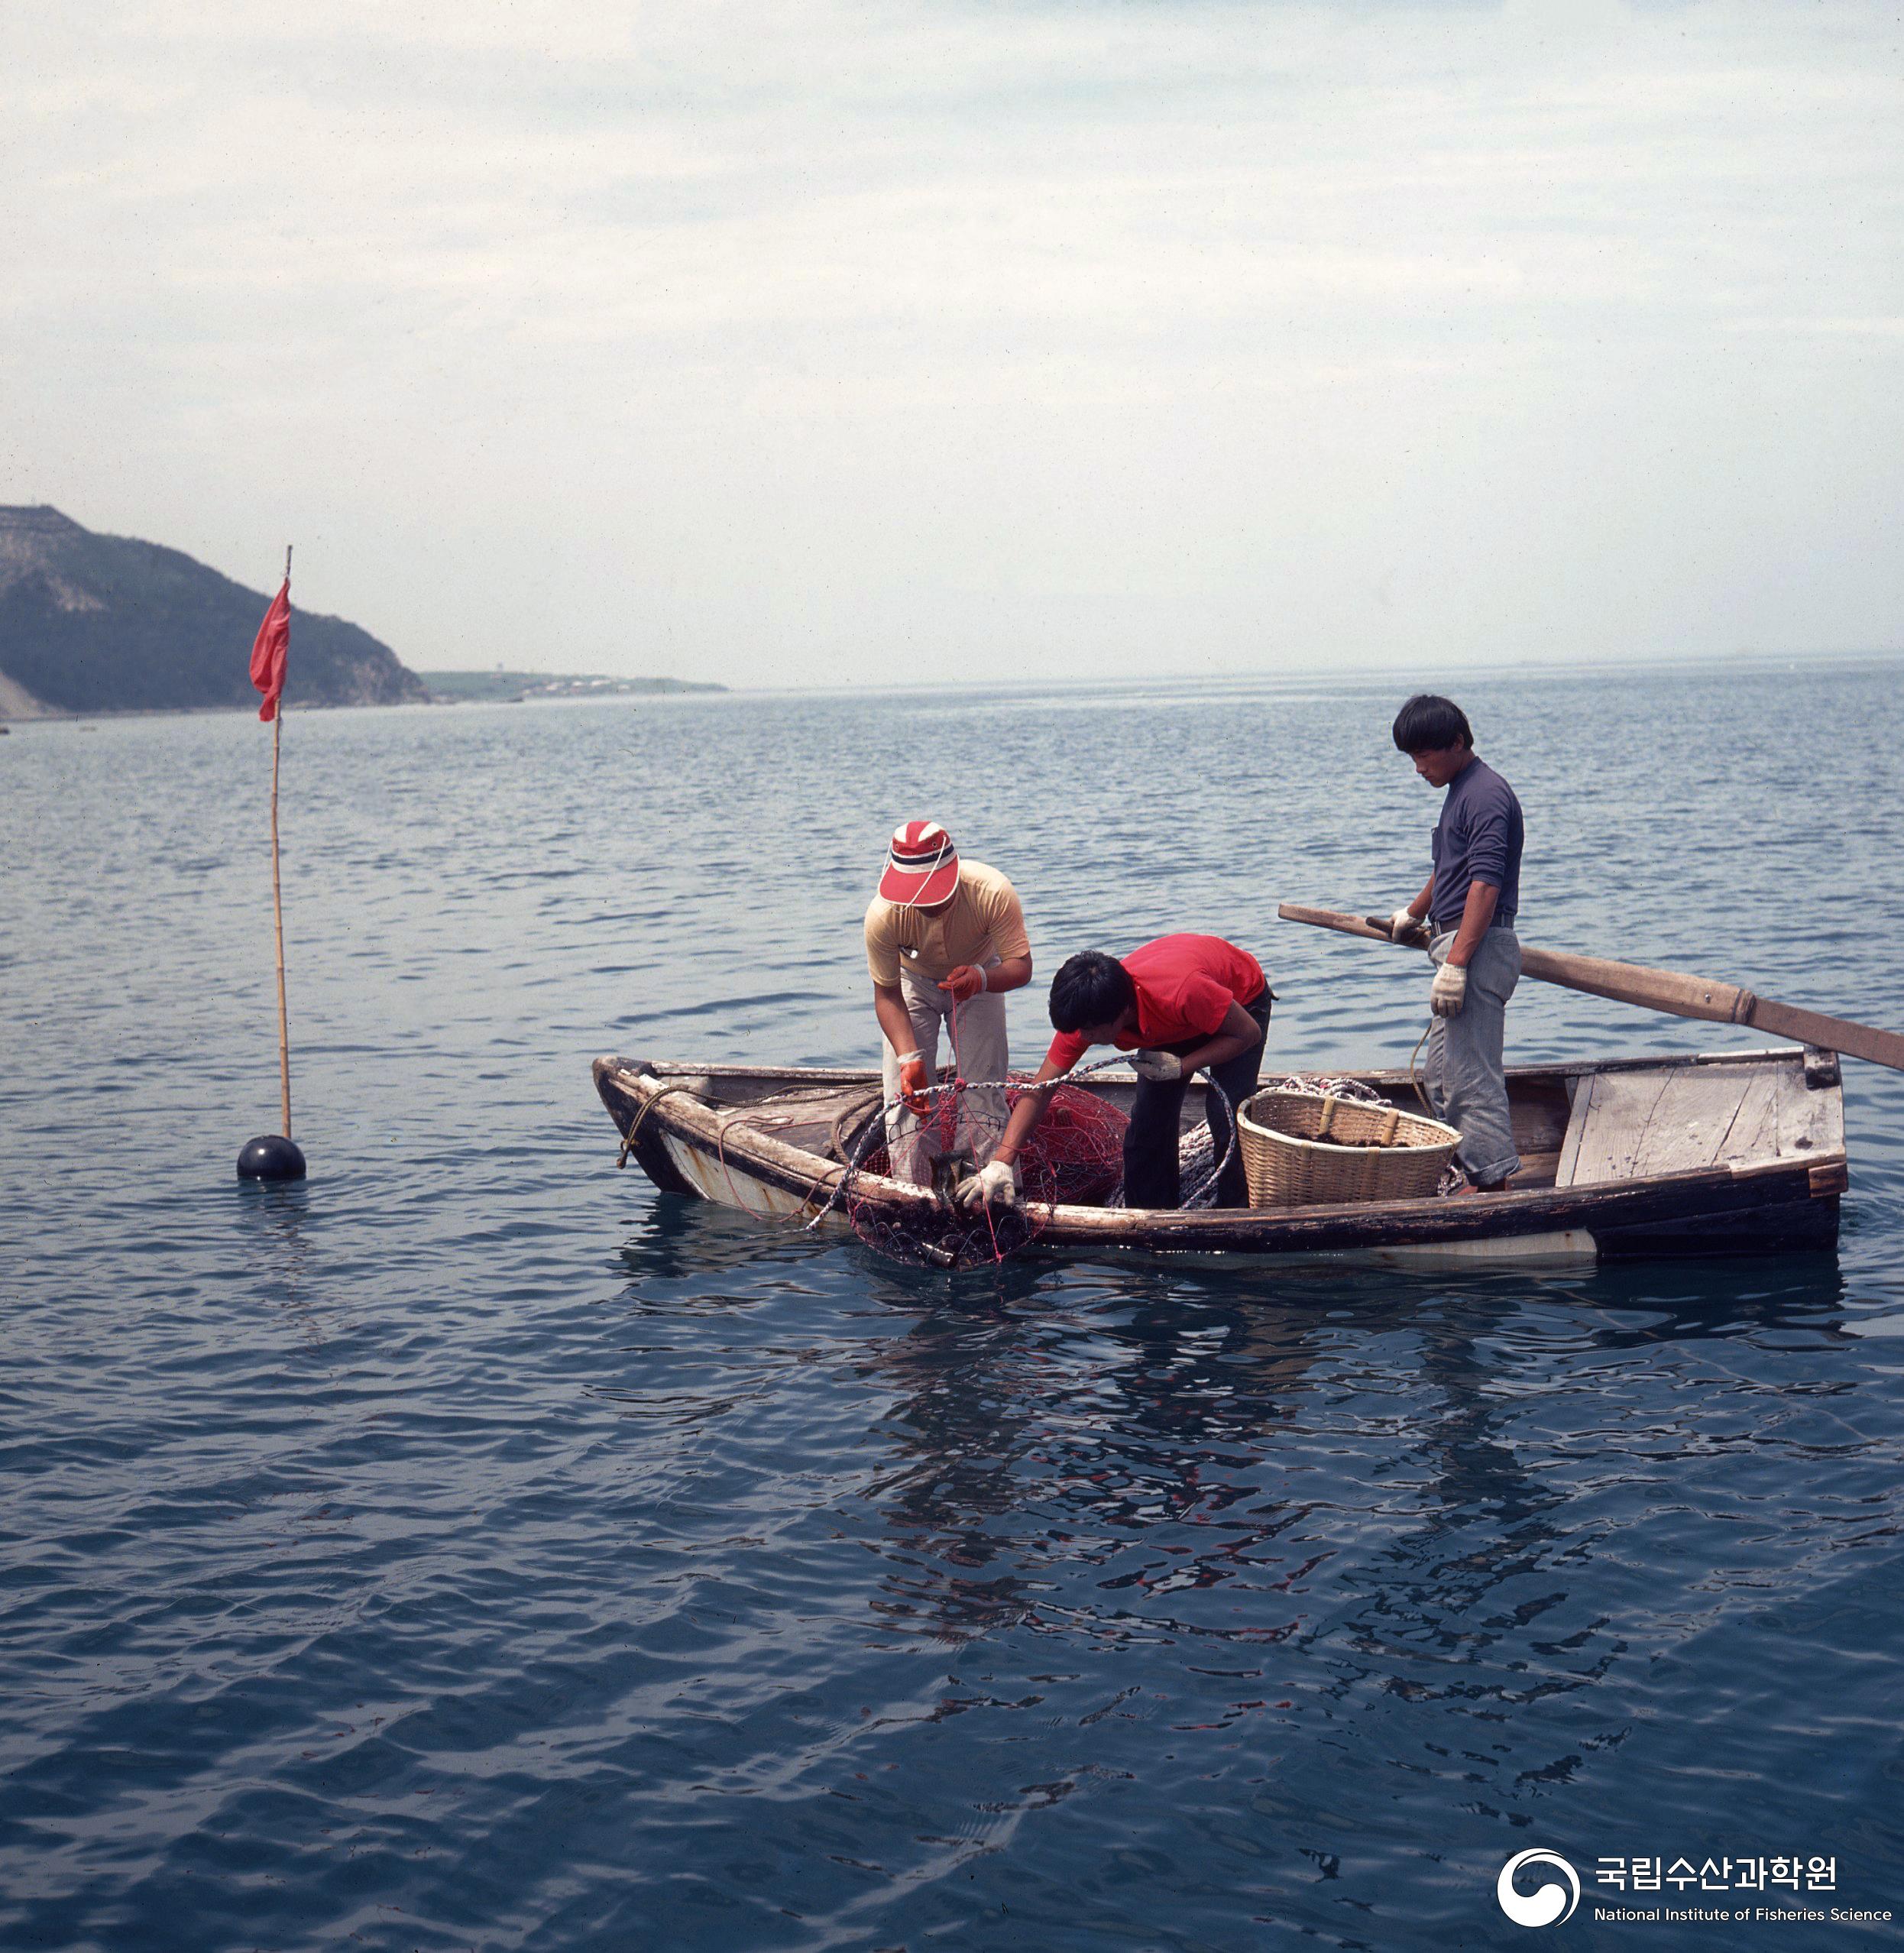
3, 0, 1901, 682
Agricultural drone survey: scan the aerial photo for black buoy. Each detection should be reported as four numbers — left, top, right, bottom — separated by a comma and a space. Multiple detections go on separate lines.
238, 1134, 307, 1181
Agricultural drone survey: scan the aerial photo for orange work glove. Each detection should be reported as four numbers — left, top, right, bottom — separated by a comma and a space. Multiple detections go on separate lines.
941, 965, 986, 1003
895, 1050, 934, 1115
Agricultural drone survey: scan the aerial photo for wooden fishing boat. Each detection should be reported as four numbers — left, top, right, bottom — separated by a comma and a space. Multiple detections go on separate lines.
593, 1044, 1847, 1267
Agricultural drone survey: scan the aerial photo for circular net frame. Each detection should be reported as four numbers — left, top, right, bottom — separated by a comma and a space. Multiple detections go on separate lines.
848, 1080, 1127, 1269
827, 1070, 1397, 1271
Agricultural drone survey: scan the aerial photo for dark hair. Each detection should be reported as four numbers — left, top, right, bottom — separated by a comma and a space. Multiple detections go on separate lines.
1391, 694, 1474, 754
1049, 951, 1135, 1033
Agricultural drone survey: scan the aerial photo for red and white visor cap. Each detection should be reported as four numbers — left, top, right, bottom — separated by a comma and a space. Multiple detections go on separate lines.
878, 821, 960, 907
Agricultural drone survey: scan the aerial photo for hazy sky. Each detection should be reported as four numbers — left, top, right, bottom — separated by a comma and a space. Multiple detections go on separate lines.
4, 2, 1900, 686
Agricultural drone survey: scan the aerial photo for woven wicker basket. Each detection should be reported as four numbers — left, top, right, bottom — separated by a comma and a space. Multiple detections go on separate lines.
1237, 1090, 1460, 1208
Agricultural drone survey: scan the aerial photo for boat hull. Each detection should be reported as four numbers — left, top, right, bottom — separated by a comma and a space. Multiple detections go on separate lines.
594, 1051, 1844, 1267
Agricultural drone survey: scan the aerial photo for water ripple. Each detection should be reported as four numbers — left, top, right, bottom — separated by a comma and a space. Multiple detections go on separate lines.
4, 671, 1904, 1948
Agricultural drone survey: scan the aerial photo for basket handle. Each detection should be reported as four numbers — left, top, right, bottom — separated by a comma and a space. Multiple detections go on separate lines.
1378, 1106, 1399, 1145
1317, 1095, 1338, 1139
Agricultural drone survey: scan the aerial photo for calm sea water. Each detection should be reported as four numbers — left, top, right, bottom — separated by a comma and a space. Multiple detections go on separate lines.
5, 664, 1904, 1951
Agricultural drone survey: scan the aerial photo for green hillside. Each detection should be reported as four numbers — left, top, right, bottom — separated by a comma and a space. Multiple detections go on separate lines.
0, 506, 426, 715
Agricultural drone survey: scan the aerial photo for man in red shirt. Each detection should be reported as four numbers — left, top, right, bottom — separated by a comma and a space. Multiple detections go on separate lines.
963, 934, 1271, 1212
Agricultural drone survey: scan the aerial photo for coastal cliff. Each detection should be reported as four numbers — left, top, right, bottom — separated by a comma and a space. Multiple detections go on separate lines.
0, 506, 427, 716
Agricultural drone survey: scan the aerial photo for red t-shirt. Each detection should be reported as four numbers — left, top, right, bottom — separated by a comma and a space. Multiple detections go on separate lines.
1046, 934, 1266, 1072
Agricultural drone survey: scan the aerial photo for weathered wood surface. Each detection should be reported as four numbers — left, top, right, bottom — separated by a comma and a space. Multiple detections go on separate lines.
691, 1083, 882, 1163
1557, 1056, 1843, 1187
1278, 902, 1904, 1073
1748, 996, 1904, 1071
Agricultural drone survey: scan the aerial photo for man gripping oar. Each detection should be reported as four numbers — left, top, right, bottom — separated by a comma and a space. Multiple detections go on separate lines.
1389, 695, 1526, 1193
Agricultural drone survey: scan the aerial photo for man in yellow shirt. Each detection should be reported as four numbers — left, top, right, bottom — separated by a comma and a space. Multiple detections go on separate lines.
864, 821, 1033, 1188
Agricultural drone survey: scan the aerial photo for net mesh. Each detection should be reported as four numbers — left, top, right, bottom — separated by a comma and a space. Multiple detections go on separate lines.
812, 1060, 1402, 1271
847, 1080, 1126, 1268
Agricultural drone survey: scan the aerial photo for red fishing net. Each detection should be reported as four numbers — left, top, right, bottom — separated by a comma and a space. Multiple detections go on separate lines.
1005, 1080, 1128, 1206
847, 1080, 1128, 1268
813, 1064, 1388, 1270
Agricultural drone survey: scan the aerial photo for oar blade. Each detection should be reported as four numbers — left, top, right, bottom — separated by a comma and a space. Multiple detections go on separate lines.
1752, 999, 1904, 1074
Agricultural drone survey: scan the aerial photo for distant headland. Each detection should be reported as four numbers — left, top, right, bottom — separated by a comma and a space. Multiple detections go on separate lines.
0, 506, 425, 717
0, 507, 721, 719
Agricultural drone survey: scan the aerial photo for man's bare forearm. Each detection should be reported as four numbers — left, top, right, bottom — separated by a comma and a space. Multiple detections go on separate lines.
873, 985, 919, 1057
1175, 999, 1268, 1076
1446, 880, 1499, 967
992, 1059, 1062, 1164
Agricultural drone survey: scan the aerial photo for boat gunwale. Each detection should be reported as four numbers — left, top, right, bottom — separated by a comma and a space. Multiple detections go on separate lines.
604, 1045, 1824, 1093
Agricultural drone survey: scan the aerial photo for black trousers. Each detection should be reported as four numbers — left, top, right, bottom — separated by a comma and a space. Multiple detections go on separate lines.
1123, 988, 1273, 1209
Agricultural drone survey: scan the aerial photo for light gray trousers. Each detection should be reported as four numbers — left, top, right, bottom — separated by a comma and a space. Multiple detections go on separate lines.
1424, 925, 1522, 1186
879, 965, 1009, 1186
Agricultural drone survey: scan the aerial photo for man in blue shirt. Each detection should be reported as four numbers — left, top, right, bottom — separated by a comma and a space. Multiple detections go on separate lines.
1388, 695, 1525, 1191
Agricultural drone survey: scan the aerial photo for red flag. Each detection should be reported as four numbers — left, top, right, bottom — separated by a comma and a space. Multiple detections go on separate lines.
250, 579, 290, 722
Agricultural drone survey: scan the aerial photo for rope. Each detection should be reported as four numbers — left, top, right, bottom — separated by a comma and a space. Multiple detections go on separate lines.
826, 1089, 885, 1163
1178, 1071, 1238, 1211
615, 1081, 707, 1168
799, 1094, 904, 1232
1407, 1016, 1436, 1119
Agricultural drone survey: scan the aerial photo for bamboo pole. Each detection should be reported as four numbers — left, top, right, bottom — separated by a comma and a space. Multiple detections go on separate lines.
1277, 902, 1904, 1074
272, 544, 292, 1138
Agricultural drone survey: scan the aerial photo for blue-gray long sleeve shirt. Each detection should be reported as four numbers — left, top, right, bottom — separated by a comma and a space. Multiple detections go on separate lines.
1429, 756, 1523, 931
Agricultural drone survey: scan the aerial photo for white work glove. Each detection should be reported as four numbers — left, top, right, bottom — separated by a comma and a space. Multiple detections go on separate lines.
1130, 1048, 1184, 1082
1389, 907, 1430, 948
1430, 960, 1468, 1017
956, 1159, 1018, 1210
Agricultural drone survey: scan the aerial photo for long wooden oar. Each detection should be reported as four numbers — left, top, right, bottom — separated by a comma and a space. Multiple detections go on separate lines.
1277, 902, 1904, 1074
